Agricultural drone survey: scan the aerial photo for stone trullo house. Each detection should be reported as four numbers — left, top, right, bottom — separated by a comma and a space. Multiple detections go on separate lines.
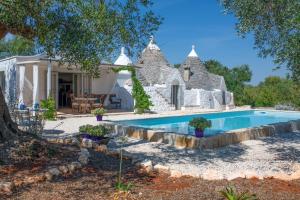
0, 36, 234, 112
113, 37, 234, 112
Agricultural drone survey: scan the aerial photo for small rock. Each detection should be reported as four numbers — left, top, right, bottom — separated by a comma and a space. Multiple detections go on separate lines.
95, 145, 107, 153
47, 138, 57, 143
23, 174, 45, 184
58, 138, 64, 144
70, 161, 82, 169
78, 155, 89, 165
170, 170, 182, 178
45, 172, 53, 181
79, 148, 90, 157
0, 182, 14, 193
64, 138, 72, 144
58, 165, 69, 174
82, 139, 93, 148
139, 160, 153, 173
48, 167, 60, 176
72, 138, 80, 145
153, 164, 170, 174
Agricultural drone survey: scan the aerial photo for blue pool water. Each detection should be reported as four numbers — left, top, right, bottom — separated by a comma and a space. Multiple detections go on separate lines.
118, 110, 300, 137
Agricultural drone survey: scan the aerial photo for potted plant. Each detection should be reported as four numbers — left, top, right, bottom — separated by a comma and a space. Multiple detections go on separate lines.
189, 117, 212, 138
91, 108, 106, 121
79, 124, 110, 144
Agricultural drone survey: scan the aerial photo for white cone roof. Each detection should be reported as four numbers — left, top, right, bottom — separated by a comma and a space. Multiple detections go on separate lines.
188, 45, 198, 57
143, 36, 160, 52
114, 47, 132, 66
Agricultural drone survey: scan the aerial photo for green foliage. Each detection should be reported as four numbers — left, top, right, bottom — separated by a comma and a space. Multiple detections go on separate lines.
220, 0, 300, 81
219, 186, 258, 200
204, 60, 252, 106
0, 36, 35, 59
78, 124, 108, 137
91, 108, 106, 116
115, 182, 133, 192
79, 124, 94, 133
189, 117, 212, 131
244, 76, 300, 108
174, 64, 181, 68
0, 0, 162, 76
113, 66, 153, 114
40, 96, 56, 120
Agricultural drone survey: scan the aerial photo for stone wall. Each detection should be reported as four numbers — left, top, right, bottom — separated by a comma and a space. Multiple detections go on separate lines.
106, 119, 300, 149
183, 89, 234, 110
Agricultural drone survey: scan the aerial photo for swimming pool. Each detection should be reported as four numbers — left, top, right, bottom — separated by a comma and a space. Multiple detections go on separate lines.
118, 110, 300, 137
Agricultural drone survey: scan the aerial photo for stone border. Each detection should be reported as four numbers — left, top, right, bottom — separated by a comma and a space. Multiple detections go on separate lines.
103, 119, 300, 149
0, 138, 90, 194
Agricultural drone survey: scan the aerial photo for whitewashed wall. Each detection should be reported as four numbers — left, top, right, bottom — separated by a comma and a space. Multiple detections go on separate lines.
91, 69, 117, 94
112, 84, 134, 110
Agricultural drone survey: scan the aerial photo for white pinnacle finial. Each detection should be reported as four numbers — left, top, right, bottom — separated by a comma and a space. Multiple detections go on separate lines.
145, 35, 160, 51
188, 44, 198, 57
121, 47, 125, 55
150, 35, 154, 43
114, 47, 132, 65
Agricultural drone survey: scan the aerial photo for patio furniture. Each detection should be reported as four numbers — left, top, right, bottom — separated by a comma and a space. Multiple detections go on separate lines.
15, 108, 46, 134
71, 95, 80, 112
79, 98, 92, 113
109, 95, 122, 109
91, 95, 105, 109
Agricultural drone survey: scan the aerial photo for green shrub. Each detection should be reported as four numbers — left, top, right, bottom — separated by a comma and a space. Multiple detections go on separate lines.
79, 124, 108, 137
91, 107, 106, 116
40, 96, 56, 120
189, 117, 211, 131
219, 186, 258, 200
79, 124, 94, 132
113, 66, 153, 114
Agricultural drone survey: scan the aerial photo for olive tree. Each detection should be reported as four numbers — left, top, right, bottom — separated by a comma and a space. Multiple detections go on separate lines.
0, 0, 162, 141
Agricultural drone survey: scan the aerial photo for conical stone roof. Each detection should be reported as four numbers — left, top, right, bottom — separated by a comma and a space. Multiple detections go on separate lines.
136, 36, 173, 85
179, 45, 227, 91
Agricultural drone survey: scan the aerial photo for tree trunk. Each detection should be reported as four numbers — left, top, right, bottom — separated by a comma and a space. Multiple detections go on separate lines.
0, 87, 19, 141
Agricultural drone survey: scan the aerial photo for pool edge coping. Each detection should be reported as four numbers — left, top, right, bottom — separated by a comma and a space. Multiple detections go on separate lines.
102, 111, 300, 149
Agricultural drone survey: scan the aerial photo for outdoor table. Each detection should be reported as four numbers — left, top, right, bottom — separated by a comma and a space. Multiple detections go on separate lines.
74, 98, 97, 113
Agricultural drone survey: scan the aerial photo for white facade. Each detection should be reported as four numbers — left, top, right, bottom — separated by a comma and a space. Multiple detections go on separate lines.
0, 55, 118, 108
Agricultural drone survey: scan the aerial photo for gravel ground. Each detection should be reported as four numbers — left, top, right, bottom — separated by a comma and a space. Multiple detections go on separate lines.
110, 131, 300, 180
5, 151, 300, 200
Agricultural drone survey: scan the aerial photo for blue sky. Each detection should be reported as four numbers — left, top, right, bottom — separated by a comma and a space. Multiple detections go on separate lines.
150, 0, 288, 85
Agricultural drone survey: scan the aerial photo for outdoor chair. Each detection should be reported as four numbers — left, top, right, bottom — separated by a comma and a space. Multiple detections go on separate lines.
71, 95, 79, 112
91, 99, 102, 109
109, 95, 122, 109
80, 98, 91, 113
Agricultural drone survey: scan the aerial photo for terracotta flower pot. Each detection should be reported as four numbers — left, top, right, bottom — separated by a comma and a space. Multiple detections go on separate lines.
195, 129, 204, 138
96, 115, 103, 121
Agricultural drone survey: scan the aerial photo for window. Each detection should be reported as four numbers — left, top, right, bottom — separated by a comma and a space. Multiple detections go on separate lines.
184, 68, 190, 81
0, 71, 5, 92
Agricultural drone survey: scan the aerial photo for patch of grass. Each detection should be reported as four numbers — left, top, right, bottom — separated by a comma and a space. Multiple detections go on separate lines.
115, 181, 133, 192
219, 186, 258, 200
